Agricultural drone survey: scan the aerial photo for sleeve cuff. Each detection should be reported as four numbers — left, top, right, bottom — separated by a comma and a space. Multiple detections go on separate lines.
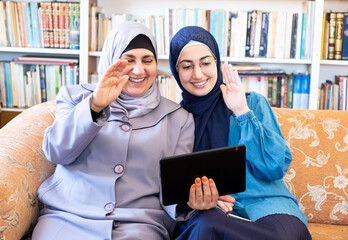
235, 110, 255, 124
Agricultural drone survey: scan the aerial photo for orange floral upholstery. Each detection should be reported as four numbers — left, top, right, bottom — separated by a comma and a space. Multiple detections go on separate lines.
0, 102, 56, 240
273, 108, 348, 239
0, 103, 347, 239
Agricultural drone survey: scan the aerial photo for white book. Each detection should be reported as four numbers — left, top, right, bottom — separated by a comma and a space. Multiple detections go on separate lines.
253, 10, 262, 57
283, 12, 293, 59
239, 11, 248, 58
266, 12, 274, 58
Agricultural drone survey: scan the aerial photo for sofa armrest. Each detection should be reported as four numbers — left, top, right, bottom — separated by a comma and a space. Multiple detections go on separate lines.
0, 102, 56, 240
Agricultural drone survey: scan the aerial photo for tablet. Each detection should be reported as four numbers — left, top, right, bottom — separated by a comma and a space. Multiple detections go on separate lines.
160, 144, 246, 206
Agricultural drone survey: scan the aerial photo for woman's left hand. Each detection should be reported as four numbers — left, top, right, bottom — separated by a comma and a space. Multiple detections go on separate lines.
217, 195, 236, 214
187, 176, 219, 210
220, 61, 250, 116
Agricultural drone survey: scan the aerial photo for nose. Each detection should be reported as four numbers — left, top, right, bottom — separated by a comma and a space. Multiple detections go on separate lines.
192, 64, 204, 79
132, 61, 145, 75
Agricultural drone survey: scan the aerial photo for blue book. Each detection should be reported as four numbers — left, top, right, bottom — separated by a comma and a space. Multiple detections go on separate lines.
39, 65, 47, 102
70, 65, 74, 85
194, 9, 198, 26
29, 2, 39, 48
300, 13, 306, 59
293, 74, 302, 109
300, 74, 310, 109
218, 10, 225, 56
259, 12, 269, 57
342, 13, 348, 60
210, 10, 217, 41
4, 62, 12, 108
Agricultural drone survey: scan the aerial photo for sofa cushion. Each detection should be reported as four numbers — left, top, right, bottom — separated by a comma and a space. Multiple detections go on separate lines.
308, 223, 348, 239
273, 108, 348, 225
0, 102, 56, 240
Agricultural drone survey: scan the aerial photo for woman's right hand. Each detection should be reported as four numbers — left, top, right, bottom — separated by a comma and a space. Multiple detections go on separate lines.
91, 59, 129, 112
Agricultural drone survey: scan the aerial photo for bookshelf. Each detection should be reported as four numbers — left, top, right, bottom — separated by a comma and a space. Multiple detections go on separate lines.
85, 0, 348, 110
1, 0, 348, 128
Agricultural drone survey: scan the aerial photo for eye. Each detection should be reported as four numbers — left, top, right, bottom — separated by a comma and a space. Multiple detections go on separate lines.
181, 62, 193, 70
143, 58, 154, 64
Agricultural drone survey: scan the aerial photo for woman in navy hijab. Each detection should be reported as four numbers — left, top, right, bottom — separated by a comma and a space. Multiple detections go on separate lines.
170, 26, 312, 240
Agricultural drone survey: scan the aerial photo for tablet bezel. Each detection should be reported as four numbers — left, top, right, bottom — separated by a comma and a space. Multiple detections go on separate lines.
159, 144, 246, 206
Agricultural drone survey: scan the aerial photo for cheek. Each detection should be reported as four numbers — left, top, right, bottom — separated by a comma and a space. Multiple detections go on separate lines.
146, 65, 157, 81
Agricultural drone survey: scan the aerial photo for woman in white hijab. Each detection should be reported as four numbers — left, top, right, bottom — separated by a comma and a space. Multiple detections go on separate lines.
32, 21, 222, 240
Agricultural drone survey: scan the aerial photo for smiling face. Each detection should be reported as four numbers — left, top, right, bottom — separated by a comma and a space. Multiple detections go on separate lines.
177, 45, 217, 96
120, 48, 157, 97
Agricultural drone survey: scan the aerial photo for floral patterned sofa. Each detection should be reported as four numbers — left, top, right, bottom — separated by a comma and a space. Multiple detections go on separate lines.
0, 102, 347, 240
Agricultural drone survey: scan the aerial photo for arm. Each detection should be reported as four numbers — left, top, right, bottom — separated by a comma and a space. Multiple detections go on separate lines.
43, 60, 129, 165
221, 62, 291, 182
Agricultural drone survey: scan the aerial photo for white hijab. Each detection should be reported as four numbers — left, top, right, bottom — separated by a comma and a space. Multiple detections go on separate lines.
98, 21, 160, 118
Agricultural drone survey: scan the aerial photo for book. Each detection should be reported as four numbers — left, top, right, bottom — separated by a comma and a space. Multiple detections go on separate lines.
328, 12, 336, 60
292, 74, 302, 109
335, 13, 344, 60
321, 13, 330, 59
300, 74, 310, 109
290, 13, 298, 59
342, 13, 348, 60
259, 11, 269, 58
39, 65, 47, 102
286, 74, 294, 108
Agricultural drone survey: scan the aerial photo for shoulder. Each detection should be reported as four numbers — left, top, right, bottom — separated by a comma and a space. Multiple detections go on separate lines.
159, 97, 191, 121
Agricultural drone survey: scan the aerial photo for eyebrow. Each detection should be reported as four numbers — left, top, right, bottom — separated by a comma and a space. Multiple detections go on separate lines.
121, 54, 154, 59
178, 55, 213, 64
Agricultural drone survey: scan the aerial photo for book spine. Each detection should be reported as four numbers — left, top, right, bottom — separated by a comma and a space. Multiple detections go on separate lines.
259, 12, 269, 58
5, 62, 12, 108
300, 74, 310, 109
293, 74, 302, 109
286, 74, 294, 108
39, 64, 47, 102
328, 12, 336, 60
342, 13, 348, 60
334, 13, 344, 60
290, 13, 298, 59
245, 11, 252, 57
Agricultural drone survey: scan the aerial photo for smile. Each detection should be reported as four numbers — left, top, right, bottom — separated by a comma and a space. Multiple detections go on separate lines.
192, 80, 207, 86
129, 78, 145, 83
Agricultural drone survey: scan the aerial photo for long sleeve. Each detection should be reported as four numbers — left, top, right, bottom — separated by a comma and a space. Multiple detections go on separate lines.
229, 92, 292, 182
42, 86, 110, 165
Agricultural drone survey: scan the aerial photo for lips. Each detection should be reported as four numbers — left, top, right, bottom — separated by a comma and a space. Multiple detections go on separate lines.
129, 77, 145, 83
192, 80, 207, 87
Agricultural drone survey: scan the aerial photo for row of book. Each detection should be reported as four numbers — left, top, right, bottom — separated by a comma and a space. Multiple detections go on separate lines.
321, 12, 348, 60
238, 71, 310, 109
0, 1, 80, 49
90, 2, 315, 59
0, 57, 79, 109
319, 76, 348, 110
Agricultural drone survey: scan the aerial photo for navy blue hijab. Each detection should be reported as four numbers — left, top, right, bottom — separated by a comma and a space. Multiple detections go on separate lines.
169, 26, 230, 152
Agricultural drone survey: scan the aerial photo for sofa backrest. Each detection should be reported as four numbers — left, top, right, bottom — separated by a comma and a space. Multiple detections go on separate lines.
273, 108, 348, 225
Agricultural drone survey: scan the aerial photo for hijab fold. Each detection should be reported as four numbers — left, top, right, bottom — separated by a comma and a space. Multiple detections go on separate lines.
98, 21, 160, 118
169, 26, 230, 152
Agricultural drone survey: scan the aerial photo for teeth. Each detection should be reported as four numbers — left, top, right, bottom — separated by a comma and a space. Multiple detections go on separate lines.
193, 81, 206, 86
129, 78, 145, 83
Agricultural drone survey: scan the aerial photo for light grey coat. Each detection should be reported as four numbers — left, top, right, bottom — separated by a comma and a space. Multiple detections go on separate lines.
32, 84, 195, 240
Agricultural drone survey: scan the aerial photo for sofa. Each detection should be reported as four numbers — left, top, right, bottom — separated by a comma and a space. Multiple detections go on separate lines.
0, 101, 347, 240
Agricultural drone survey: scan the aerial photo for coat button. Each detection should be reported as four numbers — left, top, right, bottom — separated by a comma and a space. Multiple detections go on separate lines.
104, 202, 114, 211
120, 124, 130, 132
122, 116, 129, 121
114, 164, 124, 174
113, 221, 121, 228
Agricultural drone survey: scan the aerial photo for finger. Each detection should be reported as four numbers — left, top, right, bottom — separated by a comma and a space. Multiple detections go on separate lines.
116, 75, 129, 90
201, 176, 211, 205
208, 178, 219, 204
227, 64, 236, 84
220, 84, 227, 100
222, 62, 232, 84
187, 184, 196, 209
112, 60, 128, 78
218, 195, 236, 203
217, 200, 230, 213
195, 178, 203, 204
103, 60, 125, 78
